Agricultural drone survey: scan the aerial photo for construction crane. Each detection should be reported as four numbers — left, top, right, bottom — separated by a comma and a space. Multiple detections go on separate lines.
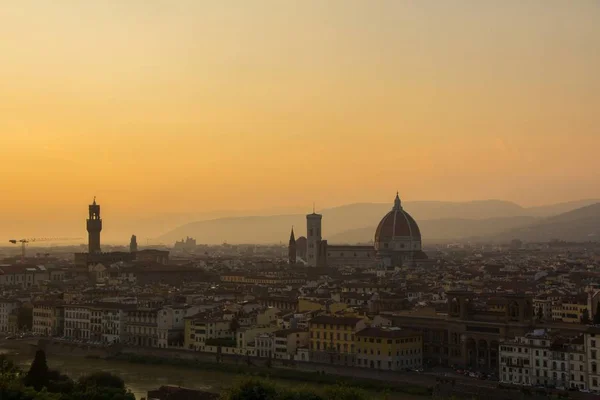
8, 237, 82, 260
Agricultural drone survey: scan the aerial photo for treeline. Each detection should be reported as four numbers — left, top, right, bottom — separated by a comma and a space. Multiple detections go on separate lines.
223, 378, 370, 400
0, 350, 134, 400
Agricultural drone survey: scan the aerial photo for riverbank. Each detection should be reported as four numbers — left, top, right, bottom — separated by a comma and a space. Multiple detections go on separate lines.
37, 339, 500, 399
109, 352, 432, 397
0, 347, 424, 400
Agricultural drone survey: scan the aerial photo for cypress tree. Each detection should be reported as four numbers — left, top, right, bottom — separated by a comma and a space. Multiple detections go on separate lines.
24, 350, 50, 390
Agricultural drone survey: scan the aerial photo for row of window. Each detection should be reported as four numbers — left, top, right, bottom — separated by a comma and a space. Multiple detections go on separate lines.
357, 348, 420, 356
356, 358, 420, 368
311, 332, 354, 340
310, 324, 354, 330
357, 337, 419, 344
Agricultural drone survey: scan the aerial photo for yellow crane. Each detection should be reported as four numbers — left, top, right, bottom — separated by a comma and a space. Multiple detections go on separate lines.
8, 237, 82, 260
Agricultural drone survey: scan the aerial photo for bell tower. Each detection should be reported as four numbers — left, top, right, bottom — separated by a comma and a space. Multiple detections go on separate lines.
306, 208, 322, 267
288, 227, 296, 264
87, 197, 102, 254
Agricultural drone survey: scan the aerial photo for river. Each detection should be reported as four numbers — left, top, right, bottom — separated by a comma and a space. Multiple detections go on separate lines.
0, 343, 423, 400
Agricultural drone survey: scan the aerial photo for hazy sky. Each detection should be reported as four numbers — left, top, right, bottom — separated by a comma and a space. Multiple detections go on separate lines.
1, 0, 599, 230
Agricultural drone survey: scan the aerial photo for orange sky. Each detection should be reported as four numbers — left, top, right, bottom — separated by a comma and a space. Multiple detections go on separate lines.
1, 0, 599, 232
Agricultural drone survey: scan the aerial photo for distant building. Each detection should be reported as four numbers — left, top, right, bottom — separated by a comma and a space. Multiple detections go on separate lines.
130, 235, 138, 253
86, 197, 102, 254
174, 237, 197, 252
288, 227, 296, 264
289, 193, 426, 268
74, 200, 169, 266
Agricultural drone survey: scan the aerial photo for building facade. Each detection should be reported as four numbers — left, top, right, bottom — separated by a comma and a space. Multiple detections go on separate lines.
355, 327, 423, 371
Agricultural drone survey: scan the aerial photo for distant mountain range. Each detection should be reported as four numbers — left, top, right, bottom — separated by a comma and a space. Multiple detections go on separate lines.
158, 199, 600, 245
492, 202, 600, 243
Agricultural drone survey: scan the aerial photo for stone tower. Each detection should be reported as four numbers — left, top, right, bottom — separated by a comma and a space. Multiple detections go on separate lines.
306, 210, 322, 267
288, 227, 296, 264
130, 235, 138, 253
86, 197, 102, 254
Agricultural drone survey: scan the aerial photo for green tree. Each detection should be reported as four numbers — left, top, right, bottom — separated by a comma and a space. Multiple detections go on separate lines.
582, 308, 591, 325
324, 385, 366, 400
24, 350, 50, 391
0, 354, 22, 378
224, 379, 279, 400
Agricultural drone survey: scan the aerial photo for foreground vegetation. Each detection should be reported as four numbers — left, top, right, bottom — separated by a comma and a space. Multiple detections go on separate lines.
111, 353, 432, 397
223, 378, 371, 400
0, 350, 134, 400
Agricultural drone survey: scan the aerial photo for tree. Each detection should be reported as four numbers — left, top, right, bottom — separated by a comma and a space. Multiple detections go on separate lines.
324, 385, 366, 400
0, 354, 21, 378
594, 302, 600, 325
24, 350, 50, 390
224, 379, 279, 400
582, 308, 591, 325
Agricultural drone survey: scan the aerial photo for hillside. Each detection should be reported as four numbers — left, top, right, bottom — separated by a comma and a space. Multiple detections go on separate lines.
494, 203, 600, 242
328, 216, 538, 244
158, 199, 596, 245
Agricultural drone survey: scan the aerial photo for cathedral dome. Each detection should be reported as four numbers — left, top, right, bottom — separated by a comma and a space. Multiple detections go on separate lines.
374, 193, 421, 253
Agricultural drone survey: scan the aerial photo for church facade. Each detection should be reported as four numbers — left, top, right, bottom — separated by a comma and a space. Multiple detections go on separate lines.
288, 193, 427, 268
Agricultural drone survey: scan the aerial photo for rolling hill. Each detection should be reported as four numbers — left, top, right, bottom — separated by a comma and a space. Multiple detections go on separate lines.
157, 199, 599, 245
493, 202, 600, 242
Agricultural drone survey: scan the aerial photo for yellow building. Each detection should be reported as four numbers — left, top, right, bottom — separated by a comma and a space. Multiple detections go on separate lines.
308, 315, 367, 364
32, 301, 63, 337
355, 327, 423, 371
552, 299, 588, 323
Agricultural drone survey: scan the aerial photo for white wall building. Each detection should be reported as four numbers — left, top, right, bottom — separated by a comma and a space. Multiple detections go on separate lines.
500, 329, 588, 391
64, 305, 91, 340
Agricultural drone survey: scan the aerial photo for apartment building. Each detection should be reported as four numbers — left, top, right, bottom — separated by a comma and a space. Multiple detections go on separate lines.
125, 308, 159, 347
355, 327, 422, 371
64, 305, 91, 340
308, 315, 367, 365
32, 301, 63, 336
499, 329, 588, 391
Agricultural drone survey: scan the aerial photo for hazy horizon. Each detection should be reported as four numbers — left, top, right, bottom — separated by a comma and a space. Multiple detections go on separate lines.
1, 1, 599, 242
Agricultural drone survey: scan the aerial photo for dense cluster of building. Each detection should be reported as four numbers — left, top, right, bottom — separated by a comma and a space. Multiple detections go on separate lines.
1, 196, 600, 393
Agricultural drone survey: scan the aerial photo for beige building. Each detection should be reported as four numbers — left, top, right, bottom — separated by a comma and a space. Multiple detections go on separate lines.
273, 329, 309, 360
32, 301, 63, 336
0, 265, 49, 288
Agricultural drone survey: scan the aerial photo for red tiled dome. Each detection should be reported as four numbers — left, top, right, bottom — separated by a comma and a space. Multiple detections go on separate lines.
374, 194, 421, 243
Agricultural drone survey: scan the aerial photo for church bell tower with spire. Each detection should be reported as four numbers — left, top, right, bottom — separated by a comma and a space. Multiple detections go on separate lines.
288, 227, 296, 264
87, 197, 102, 254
